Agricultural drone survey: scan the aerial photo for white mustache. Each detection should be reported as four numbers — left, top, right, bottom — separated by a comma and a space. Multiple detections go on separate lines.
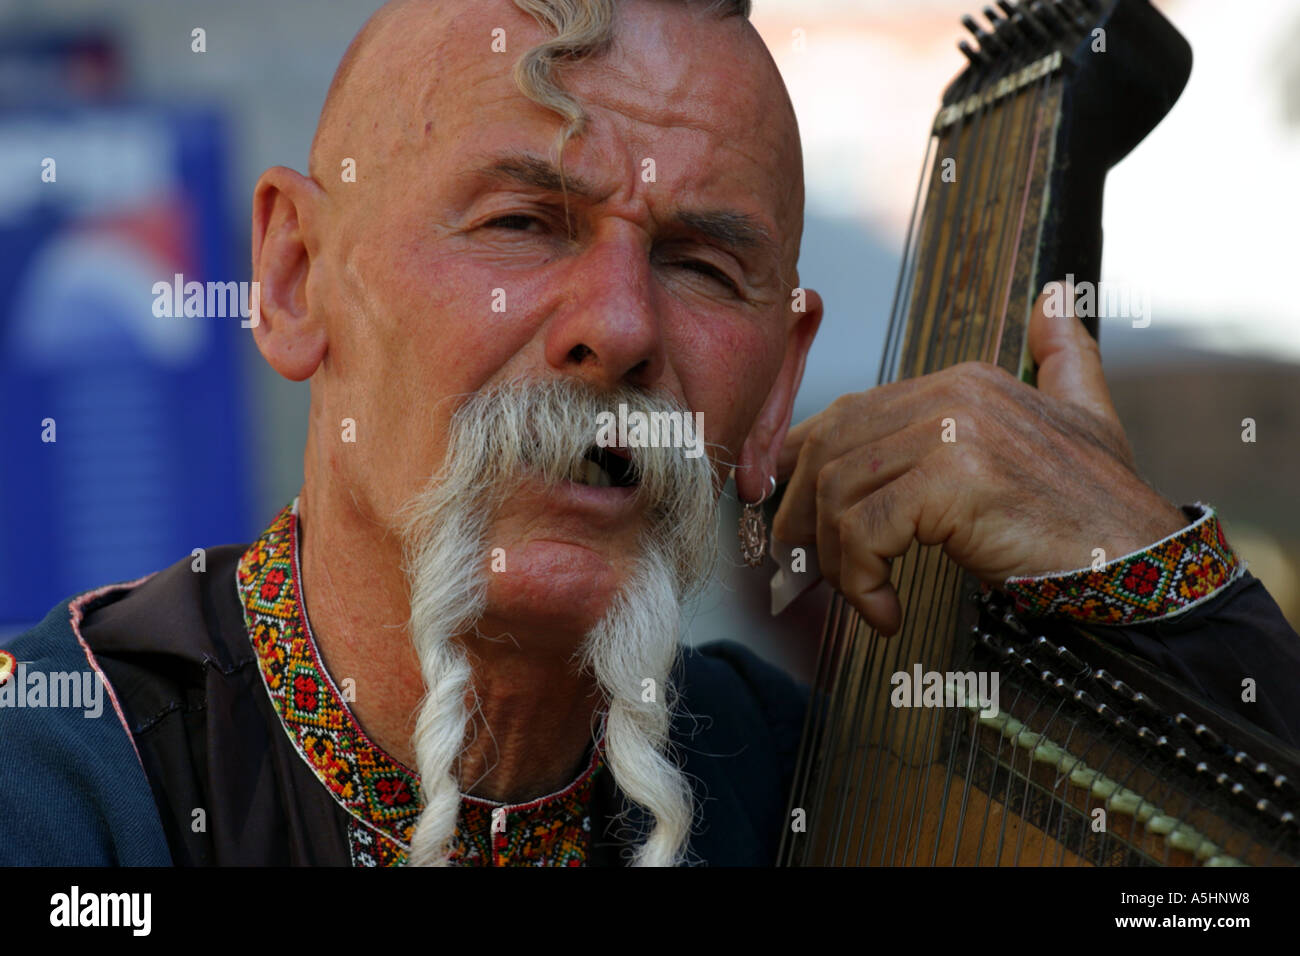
451, 378, 714, 491
438, 377, 721, 598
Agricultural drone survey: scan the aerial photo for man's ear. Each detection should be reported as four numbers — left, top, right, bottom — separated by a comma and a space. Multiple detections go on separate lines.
735, 286, 824, 503
251, 166, 328, 382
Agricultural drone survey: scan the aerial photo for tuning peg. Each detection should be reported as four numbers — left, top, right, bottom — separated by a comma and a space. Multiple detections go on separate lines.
1034, 1, 1074, 36
1008, 2, 1053, 42
958, 39, 989, 66
984, 6, 1029, 50
961, 14, 1008, 58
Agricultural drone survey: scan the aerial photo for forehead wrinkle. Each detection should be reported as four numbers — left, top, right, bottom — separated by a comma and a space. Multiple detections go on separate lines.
563, 35, 802, 274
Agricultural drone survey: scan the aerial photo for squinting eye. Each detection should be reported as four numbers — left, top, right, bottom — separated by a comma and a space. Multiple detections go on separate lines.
677, 259, 739, 294
484, 214, 545, 232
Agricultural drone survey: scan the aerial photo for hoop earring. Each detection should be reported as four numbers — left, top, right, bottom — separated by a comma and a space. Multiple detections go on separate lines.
739, 475, 777, 568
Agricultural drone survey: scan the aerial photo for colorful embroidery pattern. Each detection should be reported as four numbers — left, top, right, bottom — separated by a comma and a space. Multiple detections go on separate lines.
237, 505, 423, 850
453, 747, 603, 867
1003, 503, 1243, 625
238, 503, 603, 867
349, 818, 407, 867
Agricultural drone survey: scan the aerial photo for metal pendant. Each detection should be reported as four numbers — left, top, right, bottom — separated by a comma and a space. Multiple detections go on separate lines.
739, 502, 767, 567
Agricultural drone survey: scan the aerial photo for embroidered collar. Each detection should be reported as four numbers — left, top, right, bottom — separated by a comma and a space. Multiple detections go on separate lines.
236, 502, 604, 865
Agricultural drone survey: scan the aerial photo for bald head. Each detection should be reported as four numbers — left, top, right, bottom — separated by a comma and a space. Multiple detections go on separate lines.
308, 0, 449, 184
306, 0, 800, 244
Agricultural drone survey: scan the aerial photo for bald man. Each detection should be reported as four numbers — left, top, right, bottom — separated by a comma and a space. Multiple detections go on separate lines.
3, 0, 1297, 867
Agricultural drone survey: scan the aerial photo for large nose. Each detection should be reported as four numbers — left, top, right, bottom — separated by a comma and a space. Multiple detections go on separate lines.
543, 223, 666, 391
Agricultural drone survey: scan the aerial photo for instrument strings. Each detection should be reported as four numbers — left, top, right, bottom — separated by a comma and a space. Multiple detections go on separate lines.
779, 48, 1063, 865
926, 57, 1058, 868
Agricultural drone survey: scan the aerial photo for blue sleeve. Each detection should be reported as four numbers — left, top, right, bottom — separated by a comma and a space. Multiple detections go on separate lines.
0, 600, 171, 866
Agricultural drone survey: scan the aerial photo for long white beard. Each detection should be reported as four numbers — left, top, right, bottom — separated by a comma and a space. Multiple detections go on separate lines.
399, 377, 719, 866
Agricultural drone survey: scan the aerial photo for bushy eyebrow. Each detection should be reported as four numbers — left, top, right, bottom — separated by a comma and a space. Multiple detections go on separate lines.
472, 150, 779, 260
480, 152, 599, 198
675, 209, 774, 254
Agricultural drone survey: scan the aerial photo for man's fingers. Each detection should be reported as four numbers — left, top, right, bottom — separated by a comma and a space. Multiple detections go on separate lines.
843, 581, 902, 637
1029, 281, 1122, 428
776, 377, 931, 485
775, 422, 928, 550
833, 468, 932, 637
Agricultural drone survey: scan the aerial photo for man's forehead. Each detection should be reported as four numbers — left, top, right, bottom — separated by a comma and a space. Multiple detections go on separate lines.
369, 2, 791, 146
321, 0, 803, 256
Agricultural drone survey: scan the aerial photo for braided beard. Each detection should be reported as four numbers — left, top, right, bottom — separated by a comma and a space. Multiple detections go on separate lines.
399, 377, 719, 866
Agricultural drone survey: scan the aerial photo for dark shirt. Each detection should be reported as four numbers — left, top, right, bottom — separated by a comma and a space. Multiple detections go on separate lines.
2, 545, 1297, 865
2, 544, 806, 865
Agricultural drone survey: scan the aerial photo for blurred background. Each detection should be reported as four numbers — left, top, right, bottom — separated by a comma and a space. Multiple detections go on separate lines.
1, 0, 1297, 685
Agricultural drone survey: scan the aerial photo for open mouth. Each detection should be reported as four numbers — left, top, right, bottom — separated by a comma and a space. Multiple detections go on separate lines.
570, 445, 639, 489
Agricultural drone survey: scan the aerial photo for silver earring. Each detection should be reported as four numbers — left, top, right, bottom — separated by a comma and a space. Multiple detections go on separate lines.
739, 475, 777, 568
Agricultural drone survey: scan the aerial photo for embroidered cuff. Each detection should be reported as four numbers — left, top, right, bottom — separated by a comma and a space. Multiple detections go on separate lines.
1003, 503, 1245, 626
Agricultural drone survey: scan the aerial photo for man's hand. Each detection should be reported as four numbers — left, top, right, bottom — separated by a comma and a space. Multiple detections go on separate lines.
772, 284, 1188, 636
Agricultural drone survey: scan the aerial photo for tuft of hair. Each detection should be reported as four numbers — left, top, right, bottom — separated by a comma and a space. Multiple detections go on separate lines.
512, 0, 752, 151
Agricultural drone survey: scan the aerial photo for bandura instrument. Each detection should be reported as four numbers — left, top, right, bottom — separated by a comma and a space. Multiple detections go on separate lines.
777, 0, 1300, 867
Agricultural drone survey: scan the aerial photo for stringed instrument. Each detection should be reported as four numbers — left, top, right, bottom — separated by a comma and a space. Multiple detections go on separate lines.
778, 0, 1300, 867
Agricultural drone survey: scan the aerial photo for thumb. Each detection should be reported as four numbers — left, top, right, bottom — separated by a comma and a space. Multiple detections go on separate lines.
1028, 280, 1121, 428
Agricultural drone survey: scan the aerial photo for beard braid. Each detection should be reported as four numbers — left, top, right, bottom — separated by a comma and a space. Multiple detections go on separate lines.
399, 376, 720, 866
581, 544, 693, 866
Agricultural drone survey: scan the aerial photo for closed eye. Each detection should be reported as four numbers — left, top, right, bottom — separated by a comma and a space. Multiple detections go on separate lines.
672, 259, 740, 294
483, 213, 547, 232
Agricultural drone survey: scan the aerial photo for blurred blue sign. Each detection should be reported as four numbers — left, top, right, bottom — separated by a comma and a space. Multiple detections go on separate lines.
0, 103, 253, 627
